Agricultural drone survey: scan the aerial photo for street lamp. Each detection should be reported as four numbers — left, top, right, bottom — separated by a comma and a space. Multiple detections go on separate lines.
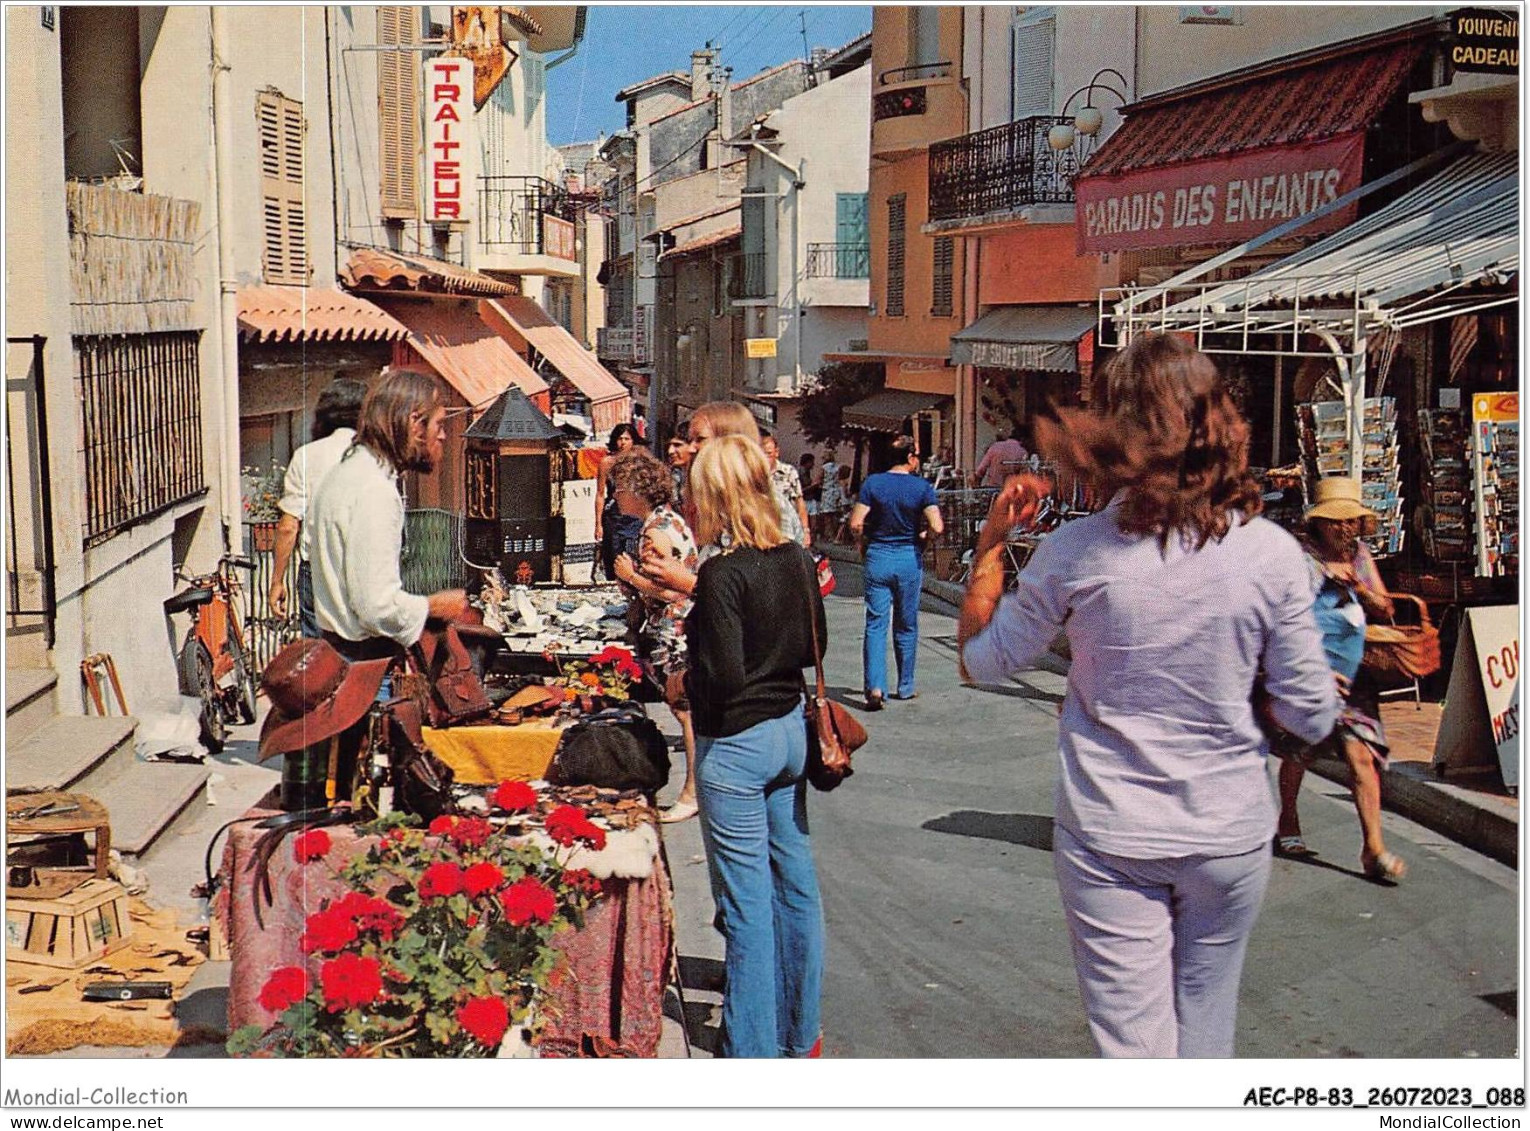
1046, 67, 1130, 158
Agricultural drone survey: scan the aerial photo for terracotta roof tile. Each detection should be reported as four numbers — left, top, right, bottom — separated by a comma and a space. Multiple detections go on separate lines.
342, 248, 519, 298
236, 285, 408, 343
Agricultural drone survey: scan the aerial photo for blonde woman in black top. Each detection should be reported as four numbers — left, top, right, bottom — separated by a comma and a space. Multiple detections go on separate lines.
684, 435, 828, 1058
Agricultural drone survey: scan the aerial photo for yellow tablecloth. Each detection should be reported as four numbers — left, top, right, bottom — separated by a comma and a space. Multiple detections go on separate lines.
421, 721, 563, 785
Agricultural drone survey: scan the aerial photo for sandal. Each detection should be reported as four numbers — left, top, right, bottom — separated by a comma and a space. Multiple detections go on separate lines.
1273, 835, 1317, 859
659, 799, 698, 824
1362, 851, 1407, 884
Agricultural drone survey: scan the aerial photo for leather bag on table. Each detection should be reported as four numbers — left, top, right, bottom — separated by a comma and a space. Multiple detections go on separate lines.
800, 552, 863, 791
384, 697, 458, 821
412, 622, 497, 727
551, 702, 671, 794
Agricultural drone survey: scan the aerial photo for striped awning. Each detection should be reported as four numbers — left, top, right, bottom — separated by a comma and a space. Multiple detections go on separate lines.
842, 389, 948, 433
1182, 152, 1518, 328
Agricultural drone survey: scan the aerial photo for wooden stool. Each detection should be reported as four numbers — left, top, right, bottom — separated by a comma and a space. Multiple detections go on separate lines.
6, 791, 111, 900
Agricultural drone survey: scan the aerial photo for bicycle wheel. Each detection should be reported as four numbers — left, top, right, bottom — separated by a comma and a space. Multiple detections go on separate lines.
179, 638, 226, 753
228, 615, 258, 725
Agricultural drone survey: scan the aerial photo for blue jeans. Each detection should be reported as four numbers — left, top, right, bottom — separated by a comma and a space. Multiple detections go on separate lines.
297, 560, 320, 639
863, 542, 922, 698
696, 708, 824, 1057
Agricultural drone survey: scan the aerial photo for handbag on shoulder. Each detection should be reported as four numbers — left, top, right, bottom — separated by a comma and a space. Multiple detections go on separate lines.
800, 552, 864, 791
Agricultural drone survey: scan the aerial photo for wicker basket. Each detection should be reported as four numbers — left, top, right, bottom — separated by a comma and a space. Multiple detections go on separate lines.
1362, 593, 1442, 679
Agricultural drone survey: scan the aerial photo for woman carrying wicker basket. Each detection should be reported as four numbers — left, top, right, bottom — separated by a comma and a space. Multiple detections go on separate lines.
1273, 477, 1406, 884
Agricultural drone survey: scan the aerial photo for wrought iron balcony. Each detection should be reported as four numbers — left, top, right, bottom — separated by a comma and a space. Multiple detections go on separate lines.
478, 176, 580, 258
928, 115, 1077, 223
806, 243, 870, 279
727, 253, 770, 300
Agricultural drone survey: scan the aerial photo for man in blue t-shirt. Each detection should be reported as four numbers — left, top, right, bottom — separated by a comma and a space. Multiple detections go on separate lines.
849, 436, 944, 710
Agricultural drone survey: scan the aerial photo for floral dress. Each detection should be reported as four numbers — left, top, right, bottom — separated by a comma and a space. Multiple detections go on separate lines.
638, 505, 699, 680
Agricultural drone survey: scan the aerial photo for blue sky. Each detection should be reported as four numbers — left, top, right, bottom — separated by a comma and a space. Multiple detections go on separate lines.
546, 4, 873, 145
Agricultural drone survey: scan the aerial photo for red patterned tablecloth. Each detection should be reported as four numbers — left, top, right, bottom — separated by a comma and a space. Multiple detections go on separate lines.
218, 801, 671, 1057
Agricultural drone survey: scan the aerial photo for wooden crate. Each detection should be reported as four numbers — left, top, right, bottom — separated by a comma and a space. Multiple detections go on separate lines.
5, 878, 132, 968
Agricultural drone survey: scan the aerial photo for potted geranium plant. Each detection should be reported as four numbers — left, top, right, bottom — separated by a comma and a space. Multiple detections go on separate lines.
546, 644, 644, 711
243, 461, 286, 552
227, 785, 609, 1058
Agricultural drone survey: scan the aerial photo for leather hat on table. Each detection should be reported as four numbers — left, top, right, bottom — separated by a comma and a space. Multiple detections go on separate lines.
1305, 476, 1375, 522
257, 638, 392, 761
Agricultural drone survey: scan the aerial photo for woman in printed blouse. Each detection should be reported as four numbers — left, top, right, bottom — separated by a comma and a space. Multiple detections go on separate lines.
606, 448, 702, 824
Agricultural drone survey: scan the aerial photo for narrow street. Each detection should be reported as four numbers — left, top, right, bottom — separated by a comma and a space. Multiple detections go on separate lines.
664, 570, 1519, 1058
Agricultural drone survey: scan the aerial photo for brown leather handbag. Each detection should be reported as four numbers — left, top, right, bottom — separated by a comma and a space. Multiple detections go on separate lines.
412, 623, 496, 727
801, 553, 864, 791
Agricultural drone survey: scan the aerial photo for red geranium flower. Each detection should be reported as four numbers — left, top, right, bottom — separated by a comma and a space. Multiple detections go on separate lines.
461, 861, 505, 899
258, 966, 309, 1014
562, 868, 604, 898
292, 828, 331, 864
456, 995, 510, 1048
545, 805, 607, 851
319, 952, 383, 1013
447, 816, 493, 849
417, 861, 464, 902
498, 876, 557, 926
428, 815, 455, 836
301, 907, 359, 955
492, 780, 538, 813
331, 891, 406, 940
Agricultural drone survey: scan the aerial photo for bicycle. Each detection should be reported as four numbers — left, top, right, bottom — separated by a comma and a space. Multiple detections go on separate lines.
164, 554, 258, 753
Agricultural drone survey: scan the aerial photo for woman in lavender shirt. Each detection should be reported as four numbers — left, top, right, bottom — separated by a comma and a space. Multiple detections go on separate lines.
958, 334, 1339, 1058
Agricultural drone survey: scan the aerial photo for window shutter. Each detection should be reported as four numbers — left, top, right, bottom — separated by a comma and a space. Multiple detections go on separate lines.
258, 90, 308, 285
931, 236, 954, 317
886, 194, 906, 318
1011, 14, 1055, 119
379, 6, 420, 219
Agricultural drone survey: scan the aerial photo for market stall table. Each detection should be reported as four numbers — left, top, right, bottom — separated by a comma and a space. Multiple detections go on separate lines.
217, 789, 672, 1058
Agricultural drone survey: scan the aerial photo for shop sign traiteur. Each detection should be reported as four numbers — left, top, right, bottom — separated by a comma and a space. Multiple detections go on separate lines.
426, 58, 470, 222
1450, 8, 1519, 74
1075, 134, 1364, 254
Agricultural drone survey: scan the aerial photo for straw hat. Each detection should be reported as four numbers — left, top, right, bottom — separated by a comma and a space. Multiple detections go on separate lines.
1305, 476, 1375, 522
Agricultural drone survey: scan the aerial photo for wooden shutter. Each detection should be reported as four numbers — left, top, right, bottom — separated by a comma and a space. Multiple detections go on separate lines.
886, 194, 906, 318
931, 236, 954, 317
258, 90, 308, 285
1012, 11, 1056, 119
378, 6, 420, 219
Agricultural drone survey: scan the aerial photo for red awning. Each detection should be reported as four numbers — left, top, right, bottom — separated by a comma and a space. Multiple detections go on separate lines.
479, 298, 631, 434
1074, 42, 1421, 255
375, 296, 550, 412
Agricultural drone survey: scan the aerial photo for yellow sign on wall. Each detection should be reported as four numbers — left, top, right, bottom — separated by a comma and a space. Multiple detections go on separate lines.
745, 337, 778, 359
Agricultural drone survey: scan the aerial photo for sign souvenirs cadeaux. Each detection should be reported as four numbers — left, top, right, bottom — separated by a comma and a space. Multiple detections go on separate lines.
1075, 134, 1364, 254
1449, 8, 1519, 74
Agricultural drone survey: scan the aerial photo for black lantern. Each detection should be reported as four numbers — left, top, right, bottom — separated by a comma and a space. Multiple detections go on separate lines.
463, 386, 567, 584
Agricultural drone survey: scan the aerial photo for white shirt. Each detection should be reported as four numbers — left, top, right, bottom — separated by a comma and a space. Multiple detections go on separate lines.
279, 427, 354, 563
306, 444, 430, 647
963, 497, 1338, 859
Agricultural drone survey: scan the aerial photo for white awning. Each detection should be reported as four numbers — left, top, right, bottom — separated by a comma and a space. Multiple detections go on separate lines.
1106, 150, 1518, 351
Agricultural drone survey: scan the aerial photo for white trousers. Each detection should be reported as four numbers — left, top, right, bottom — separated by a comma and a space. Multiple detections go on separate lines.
1053, 825, 1272, 1058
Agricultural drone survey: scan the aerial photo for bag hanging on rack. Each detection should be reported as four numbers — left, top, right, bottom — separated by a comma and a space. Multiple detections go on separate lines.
800, 553, 864, 791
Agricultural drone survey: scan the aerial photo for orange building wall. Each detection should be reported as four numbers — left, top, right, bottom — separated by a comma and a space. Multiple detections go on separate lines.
976, 224, 1119, 306
866, 158, 965, 363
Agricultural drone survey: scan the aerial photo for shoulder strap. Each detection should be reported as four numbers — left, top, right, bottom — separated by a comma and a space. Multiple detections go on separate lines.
799, 549, 828, 702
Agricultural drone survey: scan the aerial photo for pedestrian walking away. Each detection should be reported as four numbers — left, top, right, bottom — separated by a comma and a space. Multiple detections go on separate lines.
683, 435, 827, 1059
958, 333, 1339, 1058
849, 435, 943, 709
268, 377, 367, 639
1270, 476, 1407, 884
